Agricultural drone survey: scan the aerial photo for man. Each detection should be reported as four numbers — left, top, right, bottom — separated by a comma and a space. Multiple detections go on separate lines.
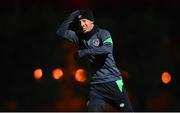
56, 9, 133, 112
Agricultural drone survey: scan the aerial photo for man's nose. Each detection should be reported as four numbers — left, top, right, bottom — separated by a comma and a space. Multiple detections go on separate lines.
80, 22, 84, 27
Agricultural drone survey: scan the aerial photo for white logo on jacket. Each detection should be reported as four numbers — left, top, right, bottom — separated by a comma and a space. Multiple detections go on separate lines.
92, 38, 100, 47
78, 15, 82, 19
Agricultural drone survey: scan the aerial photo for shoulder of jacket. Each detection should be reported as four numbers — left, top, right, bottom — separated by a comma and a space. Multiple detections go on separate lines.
97, 28, 111, 38
98, 28, 110, 33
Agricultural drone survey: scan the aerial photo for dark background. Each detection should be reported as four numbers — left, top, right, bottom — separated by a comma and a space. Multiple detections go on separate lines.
0, 0, 180, 111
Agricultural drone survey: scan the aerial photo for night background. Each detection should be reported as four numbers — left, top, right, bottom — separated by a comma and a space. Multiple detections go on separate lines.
0, 0, 180, 111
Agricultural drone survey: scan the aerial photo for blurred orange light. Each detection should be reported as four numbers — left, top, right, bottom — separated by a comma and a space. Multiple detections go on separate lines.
161, 72, 171, 84
52, 68, 63, 80
33, 68, 43, 80
75, 69, 87, 83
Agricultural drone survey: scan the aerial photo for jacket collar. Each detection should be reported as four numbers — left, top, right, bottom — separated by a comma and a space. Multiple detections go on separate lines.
77, 25, 99, 40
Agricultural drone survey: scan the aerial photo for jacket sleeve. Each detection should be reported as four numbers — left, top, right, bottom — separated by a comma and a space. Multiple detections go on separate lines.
56, 10, 79, 44
77, 30, 113, 58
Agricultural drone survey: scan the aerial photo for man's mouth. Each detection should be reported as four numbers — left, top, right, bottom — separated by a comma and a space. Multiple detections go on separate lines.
82, 28, 86, 31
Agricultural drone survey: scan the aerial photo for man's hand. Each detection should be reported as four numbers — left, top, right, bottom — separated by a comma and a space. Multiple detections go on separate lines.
70, 10, 80, 19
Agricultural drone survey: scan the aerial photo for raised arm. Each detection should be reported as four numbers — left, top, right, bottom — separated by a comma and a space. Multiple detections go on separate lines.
56, 10, 80, 44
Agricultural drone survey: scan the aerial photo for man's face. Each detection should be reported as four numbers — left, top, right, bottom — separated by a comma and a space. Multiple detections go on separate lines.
79, 19, 94, 34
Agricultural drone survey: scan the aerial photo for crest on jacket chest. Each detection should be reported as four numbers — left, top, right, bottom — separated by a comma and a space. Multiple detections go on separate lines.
79, 37, 101, 49
87, 37, 102, 48
92, 38, 100, 47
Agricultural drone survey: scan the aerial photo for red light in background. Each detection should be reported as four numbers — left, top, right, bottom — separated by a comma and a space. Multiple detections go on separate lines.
75, 69, 87, 83
161, 72, 171, 84
52, 68, 63, 80
33, 68, 43, 80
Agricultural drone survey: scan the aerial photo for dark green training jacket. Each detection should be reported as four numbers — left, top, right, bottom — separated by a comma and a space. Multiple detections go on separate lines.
56, 13, 122, 84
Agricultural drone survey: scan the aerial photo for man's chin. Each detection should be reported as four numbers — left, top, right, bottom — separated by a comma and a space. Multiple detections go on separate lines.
82, 30, 88, 34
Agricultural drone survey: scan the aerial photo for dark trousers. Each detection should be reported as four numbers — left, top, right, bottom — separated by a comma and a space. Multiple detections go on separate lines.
87, 80, 133, 112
